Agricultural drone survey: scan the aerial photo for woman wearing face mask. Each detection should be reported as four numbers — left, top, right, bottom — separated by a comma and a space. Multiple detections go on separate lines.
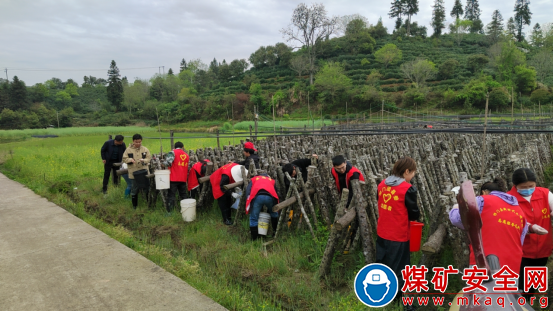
507, 168, 553, 296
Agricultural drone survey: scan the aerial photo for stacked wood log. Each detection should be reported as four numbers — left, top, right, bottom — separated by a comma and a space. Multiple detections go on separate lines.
126, 131, 553, 278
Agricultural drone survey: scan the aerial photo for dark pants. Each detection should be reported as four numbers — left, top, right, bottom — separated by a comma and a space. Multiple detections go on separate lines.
376, 236, 410, 302
217, 191, 233, 222
167, 181, 187, 212
103, 161, 119, 191
519, 257, 549, 299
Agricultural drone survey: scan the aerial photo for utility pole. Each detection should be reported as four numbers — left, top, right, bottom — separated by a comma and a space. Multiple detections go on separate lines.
56, 111, 60, 128
346, 101, 348, 128
4, 68, 8, 81
480, 92, 490, 179
162, 66, 165, 75
511, 87, 514, 125
381, 100, 384, 129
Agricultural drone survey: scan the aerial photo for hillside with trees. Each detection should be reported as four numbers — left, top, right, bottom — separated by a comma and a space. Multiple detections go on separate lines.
1, 0, 552, 129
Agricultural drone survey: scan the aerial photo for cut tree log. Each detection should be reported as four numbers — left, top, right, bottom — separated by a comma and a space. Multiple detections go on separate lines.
286, 172, 316, 240
351, 180, 375, 264
273, 188, 315, 212
223, 181, 244, 190
318, 189, 349, 278
334, 208, 356, 232
421, 223, 446, 254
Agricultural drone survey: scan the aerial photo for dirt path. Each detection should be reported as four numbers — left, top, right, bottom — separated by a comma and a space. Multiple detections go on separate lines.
0, 173, 226, 311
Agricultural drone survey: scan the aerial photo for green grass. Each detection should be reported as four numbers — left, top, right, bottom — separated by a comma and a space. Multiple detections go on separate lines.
232, 120, 332, 131
0, 132, 396, 311
0, 126, 154, 141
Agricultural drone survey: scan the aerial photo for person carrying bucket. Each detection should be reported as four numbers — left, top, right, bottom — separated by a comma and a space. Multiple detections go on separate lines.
331, 155, 365, 208
210, 163, 247, 225
122, 134, 151, 209
505, 168, 553, 298
376, 156, 420, 304
188, 159, 209, 199
164, 142, 189, 216
245, 173, 280, 241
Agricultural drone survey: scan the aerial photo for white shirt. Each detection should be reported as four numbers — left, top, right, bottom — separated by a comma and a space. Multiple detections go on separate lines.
521, 191, 553, 216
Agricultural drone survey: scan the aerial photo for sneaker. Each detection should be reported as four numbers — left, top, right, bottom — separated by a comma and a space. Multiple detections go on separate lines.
165, 211, 173, 217
224, 219, 233, 226
102, 190, 107, 195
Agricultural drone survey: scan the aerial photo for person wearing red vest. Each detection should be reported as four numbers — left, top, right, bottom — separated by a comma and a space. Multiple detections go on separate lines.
506, 168, 553, 298
210, 163, 247, 225
331, 155, 365, 208
245, 173, 280, 241
188, 159, 209, 199
376, 157, 420, 302
164, 142, 189, 215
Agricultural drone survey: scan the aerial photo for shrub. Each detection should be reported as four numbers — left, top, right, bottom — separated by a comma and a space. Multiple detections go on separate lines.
488, 87, 510, 110
439, 59, 460, 79
530, 88, 552, 104
466, 54, 489, 73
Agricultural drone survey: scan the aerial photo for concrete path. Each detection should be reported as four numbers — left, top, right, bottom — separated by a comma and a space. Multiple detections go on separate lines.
0, 173, 226, 311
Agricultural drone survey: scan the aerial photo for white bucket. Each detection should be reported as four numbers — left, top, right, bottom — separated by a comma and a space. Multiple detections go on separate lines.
258, 212, 271, 236
154, 170, 170, 190
180, 199, 196, 222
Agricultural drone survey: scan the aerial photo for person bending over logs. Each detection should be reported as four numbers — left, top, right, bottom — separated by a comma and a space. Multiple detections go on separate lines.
506, 168, 553, 298
122, 134, 151, 209
234, 142, 259, 169
376, 156, 420, 303
331, 155, 365, 208
188, 159, 209, 199
210, 163, 247, 225
100, 134, 126, 194
245, 173, 279, 241
281, 154, 318, 193
164, 142, 189, 215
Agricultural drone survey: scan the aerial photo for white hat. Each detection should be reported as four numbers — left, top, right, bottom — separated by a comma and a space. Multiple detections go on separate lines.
231, 165, 248, 182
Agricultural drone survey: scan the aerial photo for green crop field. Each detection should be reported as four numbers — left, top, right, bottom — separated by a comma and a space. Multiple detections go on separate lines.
0, 126, 409, 311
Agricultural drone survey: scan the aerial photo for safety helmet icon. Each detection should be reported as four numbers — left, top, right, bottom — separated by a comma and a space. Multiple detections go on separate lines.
363, 269, 391, 302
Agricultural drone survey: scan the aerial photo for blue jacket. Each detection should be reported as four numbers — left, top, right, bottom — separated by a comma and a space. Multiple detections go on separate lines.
101, 139, 127, 162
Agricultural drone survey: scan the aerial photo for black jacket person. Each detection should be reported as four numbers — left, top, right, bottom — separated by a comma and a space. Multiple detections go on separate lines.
100, 135, 126, 194
234, 142, 260, 169
281, 155, 318, 193
331, 155, 365, 207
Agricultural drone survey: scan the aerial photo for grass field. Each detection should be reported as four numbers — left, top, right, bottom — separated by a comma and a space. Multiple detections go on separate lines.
0, 127, 392, 311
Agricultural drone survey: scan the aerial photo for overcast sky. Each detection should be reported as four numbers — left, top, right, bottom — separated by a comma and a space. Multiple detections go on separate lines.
0, 0, 549, 86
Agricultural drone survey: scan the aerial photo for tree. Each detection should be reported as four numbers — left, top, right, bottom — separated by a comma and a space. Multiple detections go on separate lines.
486, 10, 504, 43
506, 17, 517, 40
488, 41, 526, 83
180, 59, 187, 72
439, 59, 460, 79
529, 49, 553, 82
9, 76, 28, 110
344, 19, 376, 54
431, 0, 446, 37
450, 0, 464, 19
529, 23, 544, 47
464, 0, 483, 33
336, 14, 369, 36
514, 65, 537, 93
403, 0, 420, 35
167, 68, 174, 76
280, 3, 338, 85
289, 55, 310, 78
229, 59, 248, 78
106, 60, 124, 111
389, 0, 404, 30
274, 43, 293, 66
400, 58, 438, 88
218, 60, 232, 81
467, 54, 489, 72
64, 83, 79, 97
449, 19, 472, 46
374, 43, 403, 69
368, 17, 389, 38
314, 62, 352, 105
514, 0, 532, 42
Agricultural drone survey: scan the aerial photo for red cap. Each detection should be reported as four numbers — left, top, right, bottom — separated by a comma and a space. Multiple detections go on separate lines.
244, 142, 257, 151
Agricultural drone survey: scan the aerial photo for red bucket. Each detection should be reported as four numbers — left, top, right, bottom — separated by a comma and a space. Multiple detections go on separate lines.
409, 221, 424, 252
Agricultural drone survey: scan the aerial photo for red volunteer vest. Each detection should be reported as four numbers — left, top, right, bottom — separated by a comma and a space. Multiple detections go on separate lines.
507, 186, 553, 259
331, 166, 365, 192
169, 149, 189, 182
210, 163, 238, 199
377, 180, 412, 242
187, 159, 209, 191
468, 194, 525, 271
245, 176, 280, 214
